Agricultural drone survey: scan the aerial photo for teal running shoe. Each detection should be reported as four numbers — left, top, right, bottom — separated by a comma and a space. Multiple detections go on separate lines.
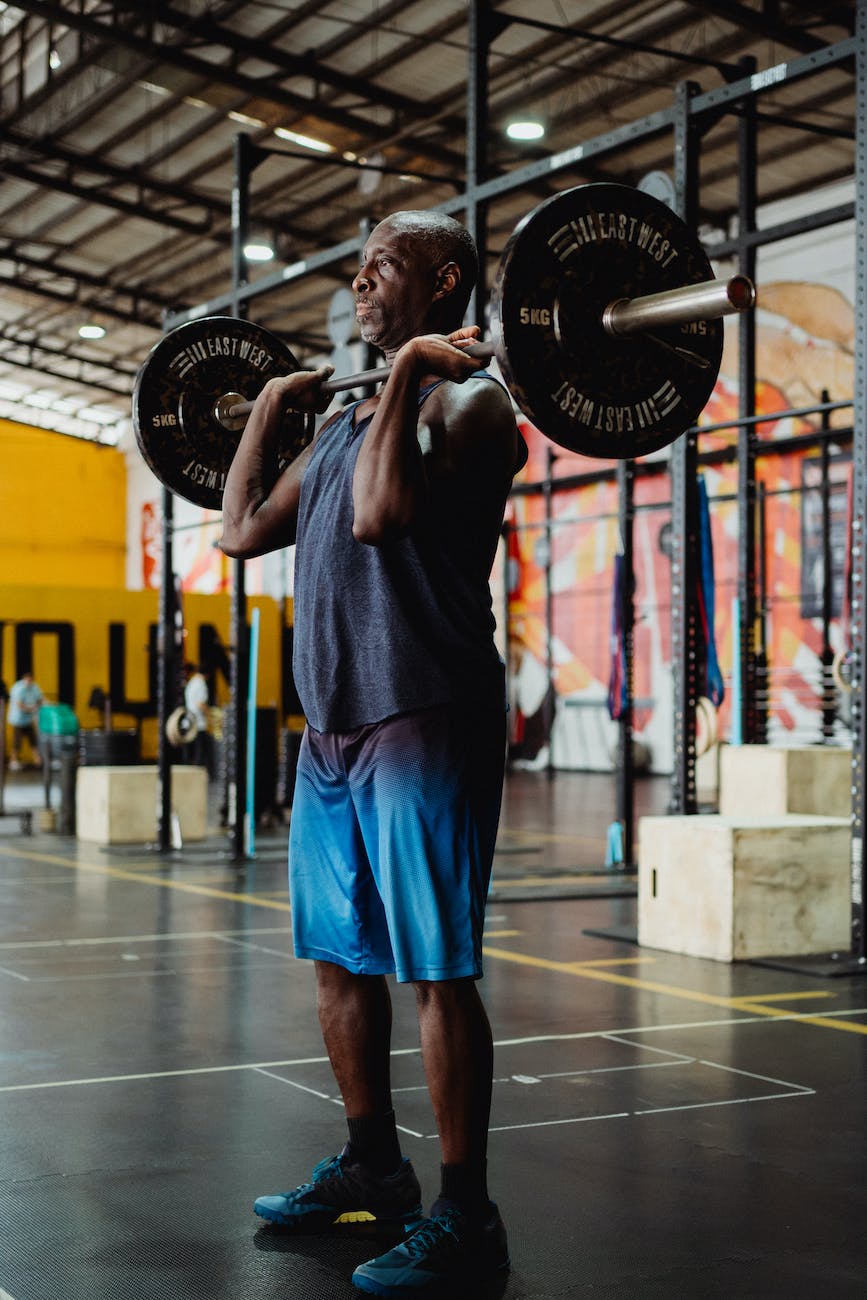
351, 1202, 510, 1296
254, 1151, 423, 1233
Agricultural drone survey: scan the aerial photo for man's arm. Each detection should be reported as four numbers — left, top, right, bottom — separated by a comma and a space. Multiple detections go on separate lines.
351, 329, 494, 545
220, 366, 333, 559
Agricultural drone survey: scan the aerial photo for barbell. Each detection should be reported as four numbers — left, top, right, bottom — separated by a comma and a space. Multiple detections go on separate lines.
133, 182, 756, 511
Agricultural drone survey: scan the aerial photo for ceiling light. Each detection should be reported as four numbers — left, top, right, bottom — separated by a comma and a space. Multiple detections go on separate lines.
139, 80, 172, 98
274, 127, 334, 153
49, 49, 61, 70
78, 323, 106, 340
243, 241, 275, 262
229, 111, 266, 128
506, 120, 545, 142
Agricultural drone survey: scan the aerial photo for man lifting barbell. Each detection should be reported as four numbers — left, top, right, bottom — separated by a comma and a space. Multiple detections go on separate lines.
132, 183, 755, 1297
220, 209, 525, 1297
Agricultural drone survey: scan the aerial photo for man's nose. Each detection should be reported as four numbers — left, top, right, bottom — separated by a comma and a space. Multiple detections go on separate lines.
352, 267, 372, 292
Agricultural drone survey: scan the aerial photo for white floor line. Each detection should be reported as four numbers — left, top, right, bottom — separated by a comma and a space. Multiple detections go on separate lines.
694, 1057, 815, 1093
253, 1068, 341, 1104
0, 965, 29, 982
0, 925, 294, 950
2, 1013, 861, 1094
253, 1069, 424, 1137
488, 1111, 632, 1133
634, 1090, 815, 1117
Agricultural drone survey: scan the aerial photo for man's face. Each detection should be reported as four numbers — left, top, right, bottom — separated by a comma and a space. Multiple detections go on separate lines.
352, 220, 438, 352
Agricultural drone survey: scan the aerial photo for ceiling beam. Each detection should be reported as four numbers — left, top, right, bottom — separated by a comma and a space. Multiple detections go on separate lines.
0, 330, 138, 393
0, 244, 190, 314
0, 272, 164, 329
10, 0, 411, 144
4, 128, 227, 219
1, 160, 214, 236
678, 1, 853, 53
124, 0, 428, 119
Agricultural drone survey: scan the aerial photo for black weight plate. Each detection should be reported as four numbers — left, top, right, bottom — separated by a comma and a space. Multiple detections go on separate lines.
490, 183, 724, 459
133, 316, 312, 510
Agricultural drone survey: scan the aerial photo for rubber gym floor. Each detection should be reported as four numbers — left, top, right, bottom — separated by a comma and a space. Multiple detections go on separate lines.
1, 766, 865, 1300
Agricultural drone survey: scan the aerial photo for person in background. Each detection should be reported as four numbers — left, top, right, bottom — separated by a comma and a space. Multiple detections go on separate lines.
8, 671, 43, 771
183, 661, 212, 776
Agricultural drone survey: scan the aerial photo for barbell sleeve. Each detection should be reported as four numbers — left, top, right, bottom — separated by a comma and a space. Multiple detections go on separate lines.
601, 274, 756, 337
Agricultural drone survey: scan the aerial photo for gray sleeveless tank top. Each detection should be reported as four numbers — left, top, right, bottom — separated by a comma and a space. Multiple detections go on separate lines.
292, 376, 507, 732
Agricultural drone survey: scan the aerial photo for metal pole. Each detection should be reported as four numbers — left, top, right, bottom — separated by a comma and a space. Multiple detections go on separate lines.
544, 445, 555, 777
848, 0, 867, 964
156, 484, 174, 852
669, 80, 702, 815
820, 392, 836, 742
755, 482, 769, 740
616, 458, 636, 865
466, 0, 491, 330
736, 56, 761, 746
229, 132, 252, 865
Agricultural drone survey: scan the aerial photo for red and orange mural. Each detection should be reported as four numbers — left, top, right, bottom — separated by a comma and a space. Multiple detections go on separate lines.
505, 277, 855, 772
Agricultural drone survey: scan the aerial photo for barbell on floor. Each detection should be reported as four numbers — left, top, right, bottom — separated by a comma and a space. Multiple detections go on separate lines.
133, 182, 756, 511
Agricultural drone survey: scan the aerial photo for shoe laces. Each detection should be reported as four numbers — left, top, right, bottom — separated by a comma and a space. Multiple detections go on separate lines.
404, 1210, 462, 1257
311, 1153, 345, 1183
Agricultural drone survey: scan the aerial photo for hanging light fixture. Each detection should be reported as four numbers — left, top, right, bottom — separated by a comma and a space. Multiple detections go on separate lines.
506, 120, 545, 141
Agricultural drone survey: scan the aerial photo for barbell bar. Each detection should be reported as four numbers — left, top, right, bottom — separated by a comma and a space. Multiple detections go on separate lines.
219, 272, 754, 424
132, 182, 757, 511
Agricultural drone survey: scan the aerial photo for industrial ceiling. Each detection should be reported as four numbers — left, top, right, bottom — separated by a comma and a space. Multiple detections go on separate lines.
0, 1, 857, 445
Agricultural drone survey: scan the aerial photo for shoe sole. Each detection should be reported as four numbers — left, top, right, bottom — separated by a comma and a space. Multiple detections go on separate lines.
254, 1202, 424, 1233
352, 1257, 510, 1297
351, 1267, 510, 1298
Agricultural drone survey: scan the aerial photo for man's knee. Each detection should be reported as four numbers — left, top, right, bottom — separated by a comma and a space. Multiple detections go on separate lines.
413, 976, 478, 1012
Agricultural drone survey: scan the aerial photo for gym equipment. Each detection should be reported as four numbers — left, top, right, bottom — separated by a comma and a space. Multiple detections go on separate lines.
133, 183, 756, 510
165, 707, 198, 747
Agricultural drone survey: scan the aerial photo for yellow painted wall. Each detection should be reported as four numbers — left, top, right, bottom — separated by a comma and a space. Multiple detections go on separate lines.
0, 419, 126, 587
1, 587, 285, 760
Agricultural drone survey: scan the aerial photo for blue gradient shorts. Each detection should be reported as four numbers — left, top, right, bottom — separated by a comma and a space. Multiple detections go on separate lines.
288, 705, 506, 983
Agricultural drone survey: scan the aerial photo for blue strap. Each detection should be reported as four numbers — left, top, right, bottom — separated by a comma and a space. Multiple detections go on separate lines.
698, 475, 724, 706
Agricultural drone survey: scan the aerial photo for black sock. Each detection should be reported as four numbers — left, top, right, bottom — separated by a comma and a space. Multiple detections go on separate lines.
345, 1110, 403, 1177
435, 1160, 489, 1221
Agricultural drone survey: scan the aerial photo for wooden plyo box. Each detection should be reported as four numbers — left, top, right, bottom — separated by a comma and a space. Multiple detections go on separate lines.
638, 813, 851, 962
76, 764, 208, 843
719, 744, 851, 818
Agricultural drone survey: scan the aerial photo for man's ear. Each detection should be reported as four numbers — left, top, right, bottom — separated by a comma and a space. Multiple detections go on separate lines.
433, 260, 460, 301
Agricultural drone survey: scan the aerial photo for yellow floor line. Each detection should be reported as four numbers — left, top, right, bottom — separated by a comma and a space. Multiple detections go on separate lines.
493, 873, 634, 887
3, 846, 292, 912
481, 944, 867, 1036
730, 991, 834, 1003
571, 957, 655, 968
5, 847, 864, 1036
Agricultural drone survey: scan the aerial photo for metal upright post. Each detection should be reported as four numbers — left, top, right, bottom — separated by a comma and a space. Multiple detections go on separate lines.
544, 445, 555, 777
736, 57, 761, 745
669, 82, 702, 815
755, 482, 769, 740
819, 394, 836, 742
156, 484, 174, 852
229, 132, 253, 864
848, 0, 867, 966
466, 0, 492, 328
616, 458, 636, 865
